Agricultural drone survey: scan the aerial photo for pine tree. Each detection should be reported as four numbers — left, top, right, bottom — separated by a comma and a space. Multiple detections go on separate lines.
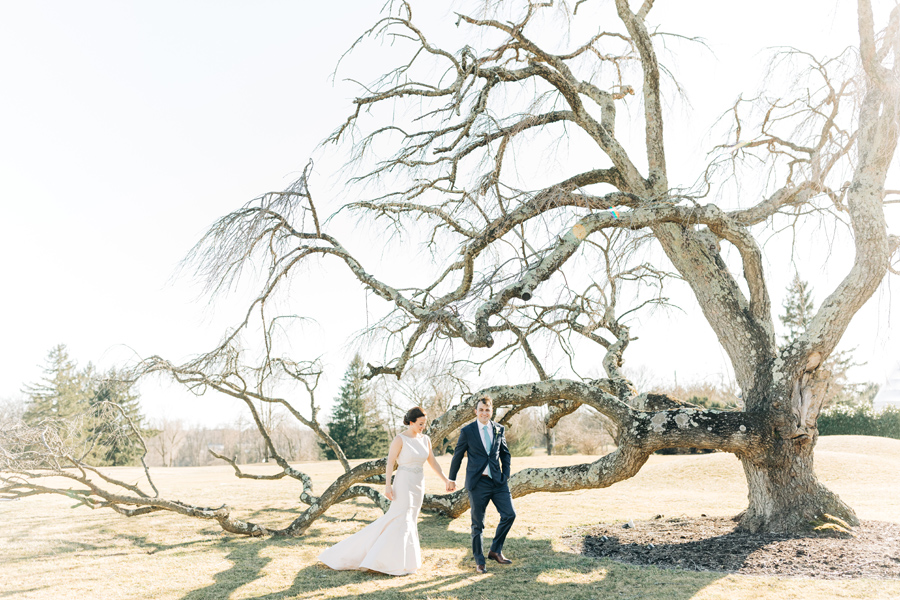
321, 355, 389, 460
84, 366, 152, 466
22, 344, 89, 423
780, 272, 815, 346
22, 346, 152, 466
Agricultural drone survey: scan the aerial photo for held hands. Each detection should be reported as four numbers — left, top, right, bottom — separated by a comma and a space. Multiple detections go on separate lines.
445, 479, 457, 493
385, 484, 394, 501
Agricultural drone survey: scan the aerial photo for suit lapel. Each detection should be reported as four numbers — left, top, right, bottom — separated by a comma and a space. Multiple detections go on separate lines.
487, 421, 499, 454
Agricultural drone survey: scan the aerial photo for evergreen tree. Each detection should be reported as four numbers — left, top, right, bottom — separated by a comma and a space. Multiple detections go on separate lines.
780, 272, 815, 346
84, 366, 153, 466
321, 355, 389, 460
22, 346, 152, 466
22, 344, 89, 423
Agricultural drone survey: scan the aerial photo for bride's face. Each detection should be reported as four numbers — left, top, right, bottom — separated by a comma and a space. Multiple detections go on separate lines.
410, 416, 427, 434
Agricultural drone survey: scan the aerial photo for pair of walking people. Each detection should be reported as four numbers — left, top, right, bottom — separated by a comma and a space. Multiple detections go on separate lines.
317, 396, 515, 575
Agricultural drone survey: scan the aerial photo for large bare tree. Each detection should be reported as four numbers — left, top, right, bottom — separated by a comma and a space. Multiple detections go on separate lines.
4, 0, 899, 535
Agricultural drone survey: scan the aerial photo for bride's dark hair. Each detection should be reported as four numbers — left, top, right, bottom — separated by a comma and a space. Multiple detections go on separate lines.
403, 406, 426, 425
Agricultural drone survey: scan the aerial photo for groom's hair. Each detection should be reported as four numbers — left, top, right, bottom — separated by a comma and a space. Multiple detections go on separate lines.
475, 396, 493, 409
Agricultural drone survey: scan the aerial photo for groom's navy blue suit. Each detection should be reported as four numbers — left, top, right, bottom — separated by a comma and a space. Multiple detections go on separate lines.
449, 420, 516, 566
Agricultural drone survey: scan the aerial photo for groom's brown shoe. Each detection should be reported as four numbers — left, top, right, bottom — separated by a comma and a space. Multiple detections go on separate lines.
488, 551, 512, 564
475, 564, 487, 574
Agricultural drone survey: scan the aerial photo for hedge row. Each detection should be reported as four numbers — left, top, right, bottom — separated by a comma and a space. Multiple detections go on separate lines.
817, 404, 900, 439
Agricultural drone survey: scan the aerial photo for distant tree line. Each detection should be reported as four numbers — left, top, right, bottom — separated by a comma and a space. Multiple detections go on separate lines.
9, 346, 385, 468
146, 415, 322, 467
7, 345, 328, 468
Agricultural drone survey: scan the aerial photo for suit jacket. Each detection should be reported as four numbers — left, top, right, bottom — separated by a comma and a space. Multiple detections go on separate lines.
448, 420, 511, 491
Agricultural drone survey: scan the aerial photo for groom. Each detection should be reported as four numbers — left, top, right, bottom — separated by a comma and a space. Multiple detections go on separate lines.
448, 395, 516, 574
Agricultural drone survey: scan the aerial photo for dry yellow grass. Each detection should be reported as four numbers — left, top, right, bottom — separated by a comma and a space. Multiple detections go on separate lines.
2, 435, 898, 599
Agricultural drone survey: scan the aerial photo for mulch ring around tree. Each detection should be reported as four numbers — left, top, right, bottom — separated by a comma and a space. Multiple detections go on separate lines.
563, 517, 900, 579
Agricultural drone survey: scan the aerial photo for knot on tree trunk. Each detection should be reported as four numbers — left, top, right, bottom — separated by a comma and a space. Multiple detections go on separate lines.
786, 368, 831, 441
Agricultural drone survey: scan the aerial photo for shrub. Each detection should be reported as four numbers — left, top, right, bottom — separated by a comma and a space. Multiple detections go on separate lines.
818, 405, 900, 439
875, 406, 900, 439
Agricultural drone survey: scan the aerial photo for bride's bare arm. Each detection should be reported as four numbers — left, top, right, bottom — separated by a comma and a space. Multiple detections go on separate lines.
384, 435, 403, 501
425, 436, 454, 491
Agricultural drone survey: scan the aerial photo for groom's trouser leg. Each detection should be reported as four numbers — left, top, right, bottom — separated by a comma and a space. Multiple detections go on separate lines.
488, 481, 516, 555
468, 478, 490, 565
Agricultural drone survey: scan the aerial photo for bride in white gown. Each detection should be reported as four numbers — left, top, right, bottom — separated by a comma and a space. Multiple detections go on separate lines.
317, 406, 455, 575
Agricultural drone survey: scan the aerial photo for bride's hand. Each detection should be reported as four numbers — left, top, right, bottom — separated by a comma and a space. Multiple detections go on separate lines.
385, 484, 394, 501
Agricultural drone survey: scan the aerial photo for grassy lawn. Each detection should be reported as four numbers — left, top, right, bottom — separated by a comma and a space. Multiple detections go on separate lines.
2, 435, 899, 599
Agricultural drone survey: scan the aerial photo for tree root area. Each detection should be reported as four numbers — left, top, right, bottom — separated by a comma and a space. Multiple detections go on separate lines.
570, 517, 900, 579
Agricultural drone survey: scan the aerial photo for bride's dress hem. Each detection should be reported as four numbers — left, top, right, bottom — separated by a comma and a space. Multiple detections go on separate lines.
317, 562, 417, 576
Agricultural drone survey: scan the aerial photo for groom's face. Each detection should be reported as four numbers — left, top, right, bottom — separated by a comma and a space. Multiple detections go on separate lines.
475, 401, 492, 425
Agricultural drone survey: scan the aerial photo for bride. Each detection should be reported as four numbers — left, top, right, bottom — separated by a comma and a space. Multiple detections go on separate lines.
317, 406, 455, 575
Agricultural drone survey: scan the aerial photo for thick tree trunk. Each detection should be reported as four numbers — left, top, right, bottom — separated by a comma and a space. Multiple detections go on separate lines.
738, 367, 857, 533
739, 439, 857, 533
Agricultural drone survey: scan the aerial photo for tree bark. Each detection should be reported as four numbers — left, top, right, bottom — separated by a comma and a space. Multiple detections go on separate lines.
740, 441, 857, 533
737, 364, 858, 532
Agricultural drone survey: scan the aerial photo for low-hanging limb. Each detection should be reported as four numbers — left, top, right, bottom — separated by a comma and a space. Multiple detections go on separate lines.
418, 379, 767, 518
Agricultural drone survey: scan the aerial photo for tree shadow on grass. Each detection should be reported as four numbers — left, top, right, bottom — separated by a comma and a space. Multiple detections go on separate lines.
0, 584, 53, 599
179, 537, 275, 600
118, 531, 216, 555
176, 513, 724, 600
2, 515, 166, 566
243, 506, 374, 526
0, 538, 102, 565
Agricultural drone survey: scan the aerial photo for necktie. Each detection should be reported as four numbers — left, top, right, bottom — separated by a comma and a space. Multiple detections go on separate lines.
482, 425, 491, 453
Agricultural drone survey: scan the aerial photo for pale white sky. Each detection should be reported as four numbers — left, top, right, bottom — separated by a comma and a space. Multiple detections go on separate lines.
2, 1, 898, 426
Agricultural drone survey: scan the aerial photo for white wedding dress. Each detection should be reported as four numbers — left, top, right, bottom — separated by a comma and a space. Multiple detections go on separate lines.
317, 434, 429, 575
